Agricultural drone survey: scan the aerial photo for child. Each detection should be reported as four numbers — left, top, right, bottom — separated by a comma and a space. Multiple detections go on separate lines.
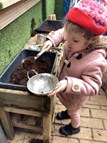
43, 0, 107, 136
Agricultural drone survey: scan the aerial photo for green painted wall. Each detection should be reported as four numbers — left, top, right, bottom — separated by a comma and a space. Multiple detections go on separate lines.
41, 0, 55, 20
55, 0, 70, 20
43, 0, 70, 20
46, 0, 55, 18
0, 2, 42, 75
41, 0, 64, 20
55, 0, 64, 20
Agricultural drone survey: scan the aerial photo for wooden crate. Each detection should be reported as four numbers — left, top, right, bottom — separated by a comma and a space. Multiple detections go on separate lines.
0, 88, 56, 143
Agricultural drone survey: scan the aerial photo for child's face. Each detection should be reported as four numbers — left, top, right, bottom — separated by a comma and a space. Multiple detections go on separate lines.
65, 29, 92, 53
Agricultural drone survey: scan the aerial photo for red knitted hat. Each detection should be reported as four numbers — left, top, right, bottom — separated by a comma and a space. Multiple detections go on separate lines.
66, 0, 107, 35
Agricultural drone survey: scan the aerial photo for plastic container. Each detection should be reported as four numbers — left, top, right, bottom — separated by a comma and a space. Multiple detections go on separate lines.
36, 20, 64, 33
0, 49, 57, 91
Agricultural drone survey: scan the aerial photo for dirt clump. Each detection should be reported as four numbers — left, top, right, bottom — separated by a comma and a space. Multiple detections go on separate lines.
9, 56, 53, 86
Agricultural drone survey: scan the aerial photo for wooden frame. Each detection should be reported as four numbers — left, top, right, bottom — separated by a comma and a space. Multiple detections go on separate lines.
0, 0, 41, 30
0, 0, 22, 9
0, 88, 56, 143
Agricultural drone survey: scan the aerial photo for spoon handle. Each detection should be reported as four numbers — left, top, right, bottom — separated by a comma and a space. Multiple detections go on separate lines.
34, 49, 46, 60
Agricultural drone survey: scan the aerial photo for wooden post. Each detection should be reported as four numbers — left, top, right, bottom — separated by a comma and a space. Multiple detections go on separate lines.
43, 113, 51, 143
0, 107, 15, 140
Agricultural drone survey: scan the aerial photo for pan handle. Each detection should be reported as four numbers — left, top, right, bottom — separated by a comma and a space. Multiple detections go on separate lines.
27, 69, 38, 79
50, 83, 61, 93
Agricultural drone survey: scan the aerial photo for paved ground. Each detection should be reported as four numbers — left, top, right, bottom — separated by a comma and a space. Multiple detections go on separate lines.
9, 87, 107, 143
52, 88, 107, 143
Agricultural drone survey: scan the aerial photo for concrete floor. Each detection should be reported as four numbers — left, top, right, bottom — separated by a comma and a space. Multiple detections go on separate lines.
8, 87, 107, 143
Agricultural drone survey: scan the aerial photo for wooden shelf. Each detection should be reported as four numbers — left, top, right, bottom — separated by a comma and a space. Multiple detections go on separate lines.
0, 0, 21, 9
0, 0, 40, 30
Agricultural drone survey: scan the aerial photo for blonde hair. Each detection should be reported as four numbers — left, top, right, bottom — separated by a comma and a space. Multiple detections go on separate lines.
64, 20, 107, 50
64, 20, 95, 40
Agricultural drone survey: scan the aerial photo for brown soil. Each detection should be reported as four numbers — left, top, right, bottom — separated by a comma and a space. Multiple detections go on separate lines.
9, 56, 53, 86
29, 139, 44, 143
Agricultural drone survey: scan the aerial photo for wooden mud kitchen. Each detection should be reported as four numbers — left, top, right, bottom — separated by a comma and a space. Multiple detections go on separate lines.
0, 0, 63, 142
0, 41, 63, 143
0, 87, 55, 143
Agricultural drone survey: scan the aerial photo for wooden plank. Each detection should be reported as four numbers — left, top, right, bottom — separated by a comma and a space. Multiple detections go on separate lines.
13, 119, 42, 133
43, 113, 51, 143
0, 88, 29, 95
3, 106, 43, 117
0, 0, 41, 30
42, 97, 56, 142
0, 0, 21, 9
0, 88, 51, 112
50, 95, 56, 122
0, 107, 15, 139
0, 91, 44, 110
0, 88, 47, 111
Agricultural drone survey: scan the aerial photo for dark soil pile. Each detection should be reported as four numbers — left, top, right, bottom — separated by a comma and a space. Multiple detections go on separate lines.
29, 139, 44, 143
9, 56, 53, 86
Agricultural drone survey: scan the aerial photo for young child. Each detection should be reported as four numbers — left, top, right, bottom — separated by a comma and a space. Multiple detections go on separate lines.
43, 0, 107, 136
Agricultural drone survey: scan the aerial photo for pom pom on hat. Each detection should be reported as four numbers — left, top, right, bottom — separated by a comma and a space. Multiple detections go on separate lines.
66, 0, 107, 35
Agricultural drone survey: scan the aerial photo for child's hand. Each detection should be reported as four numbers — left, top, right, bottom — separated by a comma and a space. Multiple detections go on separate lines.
43, 40, 53, 51
48, 79, 67, 96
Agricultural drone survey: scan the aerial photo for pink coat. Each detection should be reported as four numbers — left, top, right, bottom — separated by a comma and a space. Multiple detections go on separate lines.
47, 28, 107, 111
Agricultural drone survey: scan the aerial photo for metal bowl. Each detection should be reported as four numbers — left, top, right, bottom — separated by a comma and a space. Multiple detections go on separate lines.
27, 73, 58, 96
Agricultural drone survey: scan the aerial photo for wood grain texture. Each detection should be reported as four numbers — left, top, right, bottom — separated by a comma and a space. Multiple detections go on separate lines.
0, 0, 21, 9
0, 0, 40, 29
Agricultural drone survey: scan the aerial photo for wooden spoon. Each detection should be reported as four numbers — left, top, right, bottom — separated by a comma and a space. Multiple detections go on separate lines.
22, 49, 46, 63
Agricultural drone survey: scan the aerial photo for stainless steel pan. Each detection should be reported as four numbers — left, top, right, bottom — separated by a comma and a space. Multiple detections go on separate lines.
27, 71, 58, 96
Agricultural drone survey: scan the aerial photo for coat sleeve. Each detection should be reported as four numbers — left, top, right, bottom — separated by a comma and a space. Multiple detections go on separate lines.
46, 28, 65, 47
64, 60, 107, 96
